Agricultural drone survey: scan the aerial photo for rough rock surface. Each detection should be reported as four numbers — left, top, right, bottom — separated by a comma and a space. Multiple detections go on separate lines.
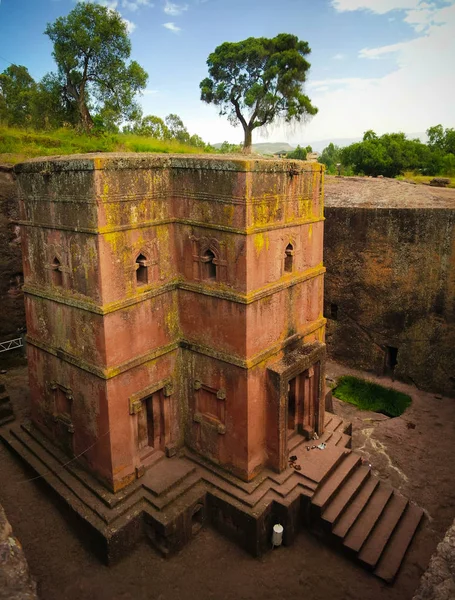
0, 164, 25, 339
324, 176, 455, 397
0, 503, 38, 600
413, 519, 455, 600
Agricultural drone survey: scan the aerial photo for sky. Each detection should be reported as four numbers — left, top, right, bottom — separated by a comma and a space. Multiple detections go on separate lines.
0, 0, 454, 146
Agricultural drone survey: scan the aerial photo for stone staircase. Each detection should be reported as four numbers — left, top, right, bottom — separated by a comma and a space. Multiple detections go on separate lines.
0, 414, 424, 580
309, 449, 424, 583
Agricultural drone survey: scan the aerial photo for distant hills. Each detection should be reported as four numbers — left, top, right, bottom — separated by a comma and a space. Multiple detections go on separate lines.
213, 133, 427, 155
213, 142, 295, 154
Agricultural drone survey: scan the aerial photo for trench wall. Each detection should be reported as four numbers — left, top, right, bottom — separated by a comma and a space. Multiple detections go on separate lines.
324, 206, 455, 397
0, 165, 24, 340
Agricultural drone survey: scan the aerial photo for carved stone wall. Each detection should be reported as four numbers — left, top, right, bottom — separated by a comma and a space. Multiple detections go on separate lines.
324, 178, 455, 397
0, 165, 24, 340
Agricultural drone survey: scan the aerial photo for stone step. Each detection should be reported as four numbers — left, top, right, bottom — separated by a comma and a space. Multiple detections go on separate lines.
2, 431, 107, 532
358, 492, 408, 568
335, 433, 352, 449
289, 433, 306, 452
7, 425, 115, 524
343, 483, 394, 553
324, 414, 344, 432
322, 466, 371, 527
332, 476, 380, 539
374, 503, 424, 583
312, 453, 362, 514
142, 459, 197, 497
19, 422, 140, 509
144, 469, 203, 511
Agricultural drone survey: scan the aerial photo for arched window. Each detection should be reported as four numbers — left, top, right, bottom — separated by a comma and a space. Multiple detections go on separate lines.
51, 257, 63, 286
135, 253, 148, 285
202, 248, 217, 281
284, 243, 294, 273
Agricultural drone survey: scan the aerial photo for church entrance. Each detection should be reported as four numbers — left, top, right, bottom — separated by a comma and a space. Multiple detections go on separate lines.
287, 363, 320, 440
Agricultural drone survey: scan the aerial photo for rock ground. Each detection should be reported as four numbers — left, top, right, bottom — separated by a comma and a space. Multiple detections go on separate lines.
413, 518, 455, 600
0, 504, 38, 600
0, 361, 454, 600
325, 175, 455, 208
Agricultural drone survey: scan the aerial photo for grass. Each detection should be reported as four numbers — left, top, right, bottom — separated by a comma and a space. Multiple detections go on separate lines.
0, 125, 211, 164
396, 171, 455, 188
333, 375, 412, 417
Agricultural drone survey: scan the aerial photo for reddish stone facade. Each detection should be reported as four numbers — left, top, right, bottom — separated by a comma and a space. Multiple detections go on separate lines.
16, 154, 326, 492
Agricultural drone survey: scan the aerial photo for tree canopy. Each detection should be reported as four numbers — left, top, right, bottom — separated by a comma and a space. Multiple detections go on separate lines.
0, 65, 36, 126
319, 143, 342, 174
286, 144, 312, 160
338, 127, 455, 178
45, 2, 147, 131
200, 33, 317, 153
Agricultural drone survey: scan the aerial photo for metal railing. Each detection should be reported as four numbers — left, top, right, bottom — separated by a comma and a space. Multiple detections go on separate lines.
0, 337, 23, 353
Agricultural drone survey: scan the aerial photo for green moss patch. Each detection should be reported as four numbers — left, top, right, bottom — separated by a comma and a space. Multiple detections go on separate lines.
333, 375, 411, 417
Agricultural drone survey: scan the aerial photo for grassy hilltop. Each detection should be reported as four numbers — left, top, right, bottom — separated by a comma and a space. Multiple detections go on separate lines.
0, 126, 210, 165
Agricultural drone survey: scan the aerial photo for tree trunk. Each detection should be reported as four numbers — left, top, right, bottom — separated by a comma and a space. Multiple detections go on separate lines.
79, 99, 94, 132
242, 126, 253, 154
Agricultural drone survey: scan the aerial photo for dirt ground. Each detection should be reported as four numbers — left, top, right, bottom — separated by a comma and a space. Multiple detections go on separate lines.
0, 360, 454, 600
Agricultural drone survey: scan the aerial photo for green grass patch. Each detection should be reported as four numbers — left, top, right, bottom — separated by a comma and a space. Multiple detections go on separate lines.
0, 126, 212, 164
333, 375, 411, 417
396, 171, 455, 188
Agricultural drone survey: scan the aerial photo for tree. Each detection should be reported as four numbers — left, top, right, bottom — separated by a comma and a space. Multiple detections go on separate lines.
427, 124, 455, 155
45, 2, 148, 131
31, 72, 78, 129
200, 33, 317, 153
286, 144, 312, 160
165, 113, 190, 143
319, 143, 341, 173
218, 141, 242, 154
0, 65, 36, 126
124, 114, 170, 138
340, 131, 434, 178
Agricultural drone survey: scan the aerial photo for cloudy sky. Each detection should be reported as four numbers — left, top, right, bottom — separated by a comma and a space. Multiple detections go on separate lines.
0, 0, 454, 146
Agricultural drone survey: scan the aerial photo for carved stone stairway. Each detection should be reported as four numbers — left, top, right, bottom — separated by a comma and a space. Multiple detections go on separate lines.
310, 448, 424, 583
0, 412, 423, 582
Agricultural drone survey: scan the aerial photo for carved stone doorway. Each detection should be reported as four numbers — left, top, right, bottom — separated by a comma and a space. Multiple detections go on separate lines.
287, 363, 320, 440
137, 389, 169, 454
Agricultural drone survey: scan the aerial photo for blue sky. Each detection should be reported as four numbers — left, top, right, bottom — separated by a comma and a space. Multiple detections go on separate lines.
0, 0, 454, 146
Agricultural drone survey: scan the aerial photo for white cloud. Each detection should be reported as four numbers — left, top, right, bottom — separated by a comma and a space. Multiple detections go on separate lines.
76, 0, 119, 8
163, 21, 181, 32
98, 0, 119, 8
163, 1, 188, 16
122, 0, 154, 11
359, 40, 406, 59
122, 17, 137, 32
296, 2, 455, 141
332, 53, 346, 60
332, 0, 422, 14
332, 0, 453, 33
143, 89, 159, 95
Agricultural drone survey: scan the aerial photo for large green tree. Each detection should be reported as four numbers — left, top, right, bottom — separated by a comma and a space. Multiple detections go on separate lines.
319, 142, 342, 173
0, 65, 36, 126
341, 131, 433, 178
427, 124, 455, 155
200, 33, 317, 153
45, 2, 148, 131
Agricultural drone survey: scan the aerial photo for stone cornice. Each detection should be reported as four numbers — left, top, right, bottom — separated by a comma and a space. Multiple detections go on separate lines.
16, 215, 324, 235
23, 265, 325, 314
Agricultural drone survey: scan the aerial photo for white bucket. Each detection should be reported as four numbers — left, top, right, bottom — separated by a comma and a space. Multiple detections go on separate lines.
272, 523, 284, 547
